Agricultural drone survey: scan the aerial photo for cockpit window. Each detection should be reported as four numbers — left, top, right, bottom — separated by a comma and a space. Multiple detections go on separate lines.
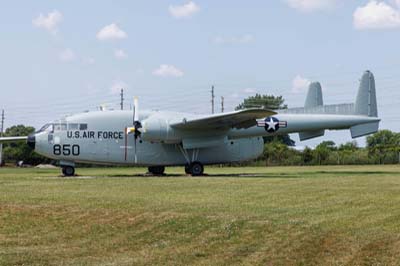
37, 124, 54, 133
68, 123, 79, 130
39, 123, 88, 132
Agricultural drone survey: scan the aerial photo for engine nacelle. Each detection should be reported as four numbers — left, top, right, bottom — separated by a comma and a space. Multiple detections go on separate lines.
141, 116, 181, 144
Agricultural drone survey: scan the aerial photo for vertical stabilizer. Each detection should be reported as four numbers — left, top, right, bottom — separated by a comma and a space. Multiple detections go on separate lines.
300, 82, 325, 141
305, 82, 323, 108
355, 71, 378, 117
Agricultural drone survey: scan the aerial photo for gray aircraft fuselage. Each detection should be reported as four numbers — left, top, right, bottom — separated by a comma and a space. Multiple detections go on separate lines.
33, 109, 379, 167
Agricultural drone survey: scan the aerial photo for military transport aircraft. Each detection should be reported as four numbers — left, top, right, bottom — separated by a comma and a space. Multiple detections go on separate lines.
0, 71, 379, 176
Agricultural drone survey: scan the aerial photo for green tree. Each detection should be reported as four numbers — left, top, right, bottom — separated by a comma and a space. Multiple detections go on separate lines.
339, 141, 358, 151
311, 141, 336, 165
367, 130, 400, 164
263, 140, 289, 166
318, 140, 337, 151
3, 125, 50, 165
235, 94, 287, 110
302, 147, 314, 165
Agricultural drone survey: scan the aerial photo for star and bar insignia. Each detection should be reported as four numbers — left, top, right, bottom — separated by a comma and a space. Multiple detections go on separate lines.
257, 117, 287, 133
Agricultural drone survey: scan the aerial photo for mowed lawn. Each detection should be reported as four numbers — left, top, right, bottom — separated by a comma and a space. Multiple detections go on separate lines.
1, 166, 400, 265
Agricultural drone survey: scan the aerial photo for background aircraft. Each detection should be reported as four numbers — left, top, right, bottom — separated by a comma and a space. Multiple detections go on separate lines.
0, 71, 379, 176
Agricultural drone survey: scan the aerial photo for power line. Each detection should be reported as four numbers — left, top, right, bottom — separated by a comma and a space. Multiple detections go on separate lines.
211, 85, 215, 114
0, 110, 4, 135
0, 110, 4, 166
120, 89, 124, 110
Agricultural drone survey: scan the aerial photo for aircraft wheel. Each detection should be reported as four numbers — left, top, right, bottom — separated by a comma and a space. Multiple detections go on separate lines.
148, 166, 165, 175
190, 162, 204, 176
62, 166, 75, 177
184, 165, 191, 174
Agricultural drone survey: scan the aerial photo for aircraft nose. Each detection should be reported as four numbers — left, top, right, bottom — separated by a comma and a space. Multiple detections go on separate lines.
27, 134, 35, 149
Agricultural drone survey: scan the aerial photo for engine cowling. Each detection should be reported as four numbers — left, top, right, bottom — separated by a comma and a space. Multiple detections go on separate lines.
141, 116, 181, 144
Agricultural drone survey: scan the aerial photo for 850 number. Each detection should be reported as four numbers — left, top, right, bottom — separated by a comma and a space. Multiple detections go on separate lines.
53, 144, 80, 156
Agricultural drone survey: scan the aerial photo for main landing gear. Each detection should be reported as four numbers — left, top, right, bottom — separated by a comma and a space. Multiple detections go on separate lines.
148, 166, 165, 175
62, 166, 75, 177
185, 161, 204, 176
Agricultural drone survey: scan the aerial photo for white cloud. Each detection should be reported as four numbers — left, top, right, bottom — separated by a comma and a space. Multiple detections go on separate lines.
353, 1, 400, 30
96, 23, 127, 41
114, 49, 127, 59
214, 34, 255, 44
32, 10, 63, 34
110, 80, 128, 94
169, 1, 200, 18
153, 64, 184, 77
285, 0, 336, 12
243, 88, 257, 94
59, 49, 76, 62
291, 75, 311, 93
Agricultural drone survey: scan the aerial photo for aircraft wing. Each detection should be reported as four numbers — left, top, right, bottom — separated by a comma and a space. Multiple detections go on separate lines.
0, 136, 27, 143
170, 109, 276, 130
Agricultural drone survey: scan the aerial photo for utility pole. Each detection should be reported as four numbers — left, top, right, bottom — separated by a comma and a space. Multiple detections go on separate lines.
398, 151, 400, 165
120, 89, 124, 110
211, 86, 215, 114
221, 96, 224, 113
0, 110, 4, 166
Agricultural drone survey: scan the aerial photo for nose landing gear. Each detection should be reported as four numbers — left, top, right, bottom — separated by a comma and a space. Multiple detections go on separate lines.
62, 166, 75, 177
60, 161, 76, 177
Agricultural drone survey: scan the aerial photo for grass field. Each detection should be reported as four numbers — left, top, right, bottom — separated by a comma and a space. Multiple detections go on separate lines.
1, 165, 400, 265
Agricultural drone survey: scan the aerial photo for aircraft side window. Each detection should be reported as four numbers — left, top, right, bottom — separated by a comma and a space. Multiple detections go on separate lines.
79, 124, 88, 130
54, 124, 67, 131
68, 123, 79, 130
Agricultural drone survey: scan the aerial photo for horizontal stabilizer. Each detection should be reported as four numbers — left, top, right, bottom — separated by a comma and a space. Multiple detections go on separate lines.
299, 130, 325, 141
350, 121, 379, 138
282, 103, 355, 115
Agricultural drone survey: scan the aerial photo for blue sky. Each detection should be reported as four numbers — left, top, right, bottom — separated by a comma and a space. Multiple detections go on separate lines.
1, 0, 400, 146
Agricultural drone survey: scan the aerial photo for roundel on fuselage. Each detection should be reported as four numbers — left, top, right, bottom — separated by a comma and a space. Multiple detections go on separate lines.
264, 117, 280, 133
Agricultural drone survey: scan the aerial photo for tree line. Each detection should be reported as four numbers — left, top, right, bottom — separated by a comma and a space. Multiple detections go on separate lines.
259, 130, 400, 166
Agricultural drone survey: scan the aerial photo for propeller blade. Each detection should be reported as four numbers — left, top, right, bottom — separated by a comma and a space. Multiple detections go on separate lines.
134, 96, 139, 122
129, 96, 141, 164
134, 137, 137, 164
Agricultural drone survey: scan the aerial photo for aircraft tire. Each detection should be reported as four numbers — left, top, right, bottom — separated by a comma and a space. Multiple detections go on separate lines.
62, 166, 75, 177
148, 166, 165, 175
184, 165, 191, 174
190, 162, 204, 176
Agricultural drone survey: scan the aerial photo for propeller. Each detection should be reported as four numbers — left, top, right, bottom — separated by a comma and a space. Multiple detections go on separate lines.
126, 97, 142, 163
